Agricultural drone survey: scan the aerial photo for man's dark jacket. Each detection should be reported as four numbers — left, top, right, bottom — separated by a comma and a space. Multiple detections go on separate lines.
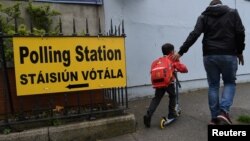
178, 4, 245, 56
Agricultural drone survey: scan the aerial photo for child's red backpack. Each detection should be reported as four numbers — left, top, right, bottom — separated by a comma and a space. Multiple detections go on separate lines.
150, 56, 174, 88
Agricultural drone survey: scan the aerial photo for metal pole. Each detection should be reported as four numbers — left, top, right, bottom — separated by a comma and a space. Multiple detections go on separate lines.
110, 19, 113, 36
85, 19, 90, 36
125, 86, 128, 108
59, 18, 63, 36
72, 18, 77, 36
98, 18, 102, 36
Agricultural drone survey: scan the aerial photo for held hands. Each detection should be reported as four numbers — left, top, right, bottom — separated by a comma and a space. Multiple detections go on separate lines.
237, 54, 244, 66
171, 52, 181, 61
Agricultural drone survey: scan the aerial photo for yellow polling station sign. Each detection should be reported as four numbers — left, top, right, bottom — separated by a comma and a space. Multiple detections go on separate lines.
13, 37, 127, 96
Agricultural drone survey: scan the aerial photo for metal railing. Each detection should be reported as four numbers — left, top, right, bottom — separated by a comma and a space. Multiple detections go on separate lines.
0, 17, 128, 133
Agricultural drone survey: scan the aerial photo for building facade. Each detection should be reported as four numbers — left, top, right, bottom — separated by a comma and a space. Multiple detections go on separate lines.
103, 0, 250, 99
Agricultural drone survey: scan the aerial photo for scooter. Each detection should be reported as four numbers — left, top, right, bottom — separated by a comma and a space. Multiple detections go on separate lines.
160, 72, 181, 129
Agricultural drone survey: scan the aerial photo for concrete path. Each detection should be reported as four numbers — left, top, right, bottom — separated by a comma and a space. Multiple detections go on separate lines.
102, 82, 250, 141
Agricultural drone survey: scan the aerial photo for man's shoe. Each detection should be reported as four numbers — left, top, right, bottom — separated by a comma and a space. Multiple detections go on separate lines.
217, 111, 232, 125
143, 115, 151, 128
208, 118, 219, 125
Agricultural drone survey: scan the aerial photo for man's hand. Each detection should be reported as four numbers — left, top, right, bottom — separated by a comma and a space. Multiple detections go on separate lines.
171, 52, 181, 61
237, 54, 244, 66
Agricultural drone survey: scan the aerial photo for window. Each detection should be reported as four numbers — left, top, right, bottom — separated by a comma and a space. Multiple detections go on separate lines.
35, 0, 103, 5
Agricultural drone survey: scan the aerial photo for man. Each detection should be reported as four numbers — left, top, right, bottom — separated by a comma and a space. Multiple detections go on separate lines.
172, 0, 245, 125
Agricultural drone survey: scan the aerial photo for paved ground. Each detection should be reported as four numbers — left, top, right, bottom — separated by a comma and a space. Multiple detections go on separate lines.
102, 82, 250, 141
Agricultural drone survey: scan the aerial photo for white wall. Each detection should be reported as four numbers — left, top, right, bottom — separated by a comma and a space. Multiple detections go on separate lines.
103, 0, 250, 99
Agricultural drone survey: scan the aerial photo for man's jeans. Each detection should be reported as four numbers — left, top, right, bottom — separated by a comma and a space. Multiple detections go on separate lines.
203, 55, 238, 119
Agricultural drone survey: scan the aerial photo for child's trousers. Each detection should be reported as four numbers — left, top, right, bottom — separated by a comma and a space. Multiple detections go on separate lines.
146, 83, 177, 119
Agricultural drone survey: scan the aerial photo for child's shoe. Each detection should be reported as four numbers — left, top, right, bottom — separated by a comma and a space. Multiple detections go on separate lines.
143, 115, 151, 128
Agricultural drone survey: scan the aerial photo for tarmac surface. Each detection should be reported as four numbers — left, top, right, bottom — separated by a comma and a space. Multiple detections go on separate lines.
102, 82, 250, 141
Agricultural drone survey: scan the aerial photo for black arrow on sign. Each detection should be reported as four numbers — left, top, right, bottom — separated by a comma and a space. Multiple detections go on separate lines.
66, 83, 89, 89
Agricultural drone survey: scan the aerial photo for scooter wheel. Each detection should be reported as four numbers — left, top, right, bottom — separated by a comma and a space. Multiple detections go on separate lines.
160, 118, 166, 129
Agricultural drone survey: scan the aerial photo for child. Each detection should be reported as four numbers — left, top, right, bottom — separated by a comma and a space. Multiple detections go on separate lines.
144, 43, 188, 128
